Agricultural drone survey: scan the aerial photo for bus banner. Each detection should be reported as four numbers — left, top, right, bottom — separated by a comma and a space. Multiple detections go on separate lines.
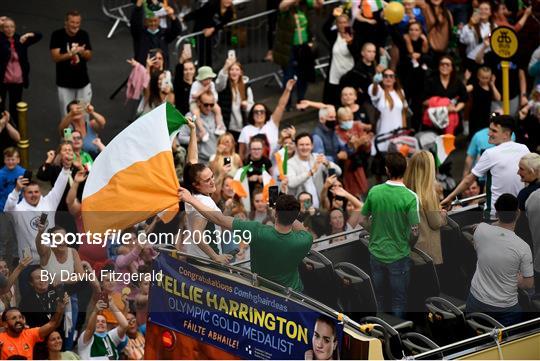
148, 253, 344, 360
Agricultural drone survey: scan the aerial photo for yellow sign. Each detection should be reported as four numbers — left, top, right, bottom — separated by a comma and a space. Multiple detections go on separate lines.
490, 26, 518, 59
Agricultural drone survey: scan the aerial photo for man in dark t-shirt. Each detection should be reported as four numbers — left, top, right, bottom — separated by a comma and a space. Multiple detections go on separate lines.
49, 10, 92, 117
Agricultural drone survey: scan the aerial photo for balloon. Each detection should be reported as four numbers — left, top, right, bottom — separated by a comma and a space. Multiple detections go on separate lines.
384, 2, 405, 25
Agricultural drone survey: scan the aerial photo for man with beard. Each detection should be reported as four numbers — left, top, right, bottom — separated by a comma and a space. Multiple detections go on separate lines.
0, 295, 67, 359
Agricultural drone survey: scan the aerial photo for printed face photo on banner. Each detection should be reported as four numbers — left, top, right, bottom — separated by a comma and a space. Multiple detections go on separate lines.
148, 252, 344, 360
305, 315, 339, 360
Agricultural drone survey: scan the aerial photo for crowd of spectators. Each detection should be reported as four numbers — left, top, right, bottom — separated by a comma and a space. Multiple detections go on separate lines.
0, 0, 540, 358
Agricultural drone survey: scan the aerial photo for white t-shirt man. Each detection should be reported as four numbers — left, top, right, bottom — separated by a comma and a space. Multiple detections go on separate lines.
184, 194, 222, 258
471, 141, 529, 218
238, 118, 279, 155
470, 223, 533, 308
3, 169, 69, 264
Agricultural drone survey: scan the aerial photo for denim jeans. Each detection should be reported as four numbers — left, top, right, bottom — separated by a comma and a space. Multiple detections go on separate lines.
370, 255, 411, 318
466, 293, 522, 327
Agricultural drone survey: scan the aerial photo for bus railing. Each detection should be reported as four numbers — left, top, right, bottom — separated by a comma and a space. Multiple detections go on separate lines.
412, 316, 540, 359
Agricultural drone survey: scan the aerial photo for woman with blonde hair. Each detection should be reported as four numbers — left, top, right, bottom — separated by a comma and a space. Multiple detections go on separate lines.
404, 150, 447, 265
209, 132, 243, 179
216, 57, 254, 140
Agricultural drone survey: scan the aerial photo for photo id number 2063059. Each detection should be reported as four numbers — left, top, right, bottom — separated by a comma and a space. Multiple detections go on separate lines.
182, 229, 251, 245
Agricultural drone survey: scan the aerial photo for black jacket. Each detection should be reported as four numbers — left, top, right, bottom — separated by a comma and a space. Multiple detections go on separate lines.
339, 61, 376, 104
130, 5, 181, 68
0, 32, 42, 88
183, 0, 234, 32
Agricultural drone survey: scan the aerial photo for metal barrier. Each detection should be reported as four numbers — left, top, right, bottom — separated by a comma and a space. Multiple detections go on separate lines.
175, 0, 339, 86
101, 0, 133, 38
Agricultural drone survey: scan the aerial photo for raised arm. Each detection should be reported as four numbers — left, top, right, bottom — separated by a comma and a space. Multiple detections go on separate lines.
185, 117, 198, 164
272, 79, 296, 126
39, 293, 68, 339
66, 170, 86, 216
0, 112, 20, 142
87, 104, 106, 131
130, 0, 145, 39
109, 295, 129, 339
3, 176, 26, 212
82, 300, 107, 344
180, 188, 234, 230
44, 166, 71, 210
3, 256, 32, 294
58, 112, 73, 136
34, 220, 51, 264
296, 99, 329, 111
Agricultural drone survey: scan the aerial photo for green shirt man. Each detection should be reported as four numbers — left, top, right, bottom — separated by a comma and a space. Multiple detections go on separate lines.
361, 181, 420, 263
233, 219, 312, 291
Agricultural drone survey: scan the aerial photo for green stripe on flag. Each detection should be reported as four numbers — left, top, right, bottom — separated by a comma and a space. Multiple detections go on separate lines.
166, 103, 188, 136
375, 0, 384, 9
240, 164, 250, 182
143, 0, 156, 19
283, 146, 288, 175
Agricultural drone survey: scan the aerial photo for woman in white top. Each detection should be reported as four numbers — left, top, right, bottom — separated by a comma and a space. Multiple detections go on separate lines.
215, 57, 254, 140
368, 68, 407, 155
182, 162, 233, 264
322, 8, 355, 106
459, 1, 494, 70
238, 79, 295, 160
35, 225, 84, 277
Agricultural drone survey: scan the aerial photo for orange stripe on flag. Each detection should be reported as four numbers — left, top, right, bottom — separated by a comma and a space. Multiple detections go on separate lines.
231, 180, 248, 198
275, 152, 284, 180
82, 151, 179, 234
441, 134, 456, 154
262, 178, 277, 203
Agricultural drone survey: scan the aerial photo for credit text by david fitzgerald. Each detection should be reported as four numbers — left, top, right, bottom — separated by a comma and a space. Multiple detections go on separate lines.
40, 269, 163, 285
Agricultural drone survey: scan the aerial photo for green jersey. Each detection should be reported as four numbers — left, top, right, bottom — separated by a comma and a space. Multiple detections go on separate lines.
233, 219, 313, 291
361, 181, 420, 263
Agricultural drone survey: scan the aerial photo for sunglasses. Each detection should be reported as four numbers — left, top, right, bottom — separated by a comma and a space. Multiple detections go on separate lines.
253, 109, 266, 114
383, 73, 395, 78
72, 136, 82, 140
439, 62, 452, 67
202, 103, 215, 107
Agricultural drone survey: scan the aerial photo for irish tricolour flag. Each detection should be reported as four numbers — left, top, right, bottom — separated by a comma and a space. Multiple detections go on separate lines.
261, 165, 277, 203
82, 103, 186, 234
231, 164, 251, 211
274, 146, 288, 180
434, 134, 455, 167
362, 0, 385, 18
